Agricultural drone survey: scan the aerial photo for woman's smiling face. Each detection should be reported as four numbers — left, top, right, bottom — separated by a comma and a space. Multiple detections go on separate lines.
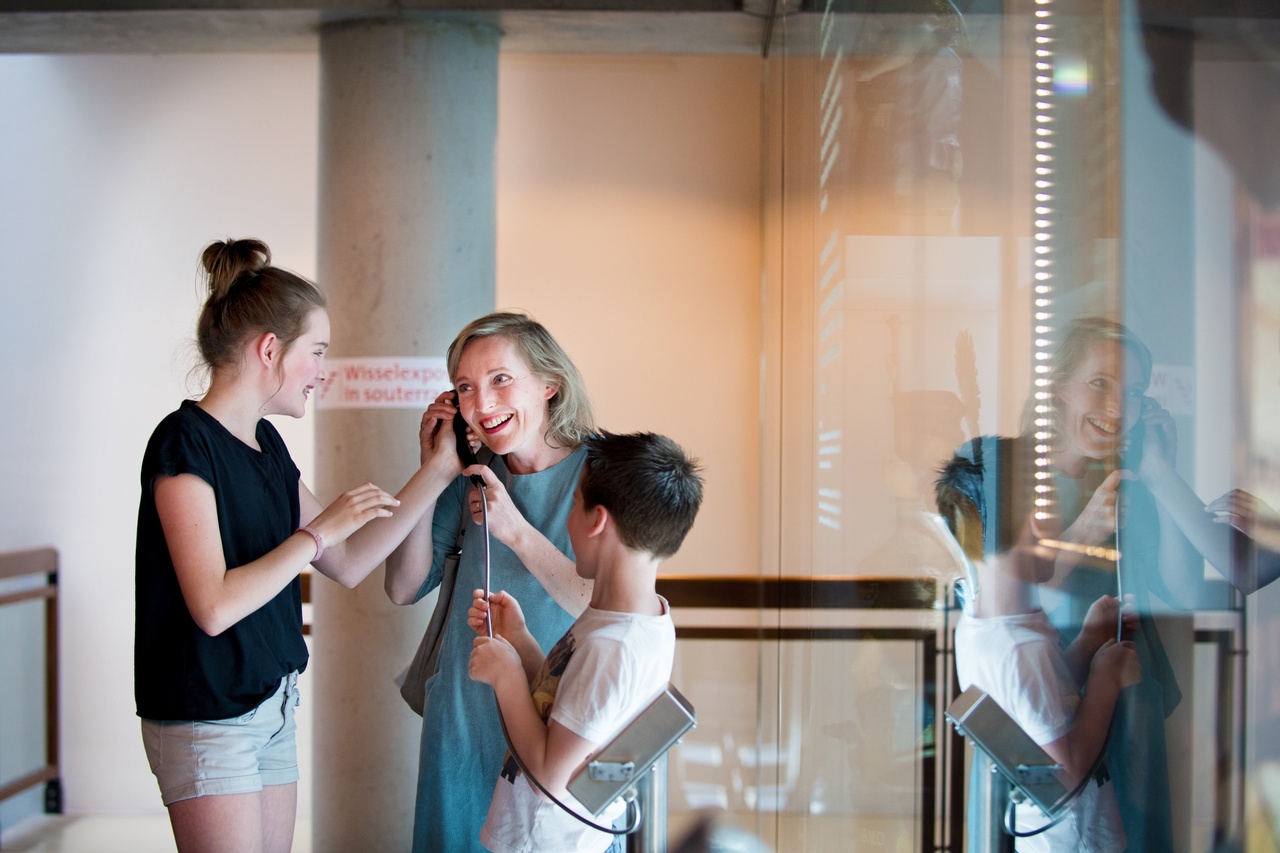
453, 335, 558, 470
1054, 339, 1145, 465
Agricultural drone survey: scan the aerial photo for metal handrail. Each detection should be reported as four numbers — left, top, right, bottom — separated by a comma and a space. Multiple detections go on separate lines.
298, 573, 1241, 851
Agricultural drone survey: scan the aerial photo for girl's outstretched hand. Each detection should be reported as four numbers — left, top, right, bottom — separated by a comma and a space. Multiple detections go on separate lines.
306, 483, 399, 549
1206, 489, 1274, 537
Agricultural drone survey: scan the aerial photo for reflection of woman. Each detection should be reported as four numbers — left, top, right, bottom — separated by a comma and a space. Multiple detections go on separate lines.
384, 312, 595, 852
944, 317, 1201, 851
1032, 317, 1201, 853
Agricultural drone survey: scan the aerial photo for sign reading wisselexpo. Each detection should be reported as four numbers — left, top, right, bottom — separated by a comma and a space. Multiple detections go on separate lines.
315, 357, 450, 410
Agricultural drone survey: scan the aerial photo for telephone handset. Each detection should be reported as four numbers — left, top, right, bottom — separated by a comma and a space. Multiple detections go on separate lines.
452, 392, 493, 640
451, 391, 484, 486
1122, 416, 1145, 472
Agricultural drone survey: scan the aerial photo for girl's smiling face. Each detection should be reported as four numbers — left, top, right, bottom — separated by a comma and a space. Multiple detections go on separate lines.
272, 307, 329, 418
1054, 339, 1145, 466
454, 335, 558, 472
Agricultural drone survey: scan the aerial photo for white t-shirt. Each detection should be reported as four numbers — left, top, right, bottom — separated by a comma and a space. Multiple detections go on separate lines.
480, 598, 675, 853
955, 610, 1125, 853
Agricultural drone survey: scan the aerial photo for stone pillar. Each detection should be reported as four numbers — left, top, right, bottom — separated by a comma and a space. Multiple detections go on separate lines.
312, 16, 498, 851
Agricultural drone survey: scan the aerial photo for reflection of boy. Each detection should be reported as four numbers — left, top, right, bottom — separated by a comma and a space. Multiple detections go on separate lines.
468, 432, 704, 853
938, 443, 1139, 852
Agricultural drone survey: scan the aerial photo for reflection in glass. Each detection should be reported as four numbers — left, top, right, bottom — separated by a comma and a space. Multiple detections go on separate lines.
762, 0, 1275, 849
935, 316, 1232, 850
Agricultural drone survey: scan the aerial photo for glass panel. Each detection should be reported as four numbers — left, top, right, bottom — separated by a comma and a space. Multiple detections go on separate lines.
668, 629, 937, 850
757, 0, 1277, 850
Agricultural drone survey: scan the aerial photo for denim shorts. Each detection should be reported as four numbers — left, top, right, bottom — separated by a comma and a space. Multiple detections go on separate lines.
141, 671, 300, 805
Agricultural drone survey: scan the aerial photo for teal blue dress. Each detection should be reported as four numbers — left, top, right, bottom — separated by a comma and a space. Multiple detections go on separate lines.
411, 446, 586, 853
1039, 468, 1179, 853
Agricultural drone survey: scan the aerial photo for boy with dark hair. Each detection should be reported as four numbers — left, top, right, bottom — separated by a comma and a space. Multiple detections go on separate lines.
467, 431, 704, 853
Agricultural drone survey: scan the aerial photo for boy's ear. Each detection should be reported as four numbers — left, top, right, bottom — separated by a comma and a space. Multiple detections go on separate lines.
586, 503, 609, 539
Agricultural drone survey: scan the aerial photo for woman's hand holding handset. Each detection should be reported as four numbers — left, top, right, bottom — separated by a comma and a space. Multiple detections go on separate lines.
1130, 395, 1178, 480
385, 392, 486, 606
463, 464, 529, 546
418, 392, 470, 472
1062, 469, 1131, 547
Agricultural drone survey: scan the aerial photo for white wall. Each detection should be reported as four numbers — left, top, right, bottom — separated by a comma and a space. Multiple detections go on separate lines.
0, 53, 321, 821
0, 49, 761, 818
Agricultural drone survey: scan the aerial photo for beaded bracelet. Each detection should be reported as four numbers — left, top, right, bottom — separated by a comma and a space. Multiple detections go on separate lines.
297, 525, 324, 562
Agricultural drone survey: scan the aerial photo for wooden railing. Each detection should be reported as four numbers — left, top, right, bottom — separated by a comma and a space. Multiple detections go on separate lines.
0, 547, 62, 845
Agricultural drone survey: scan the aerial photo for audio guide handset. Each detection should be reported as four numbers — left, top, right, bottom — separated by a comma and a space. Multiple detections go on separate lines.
946, 686, 1105, 839
451, 391, 484, 487
452, 391, 492, 638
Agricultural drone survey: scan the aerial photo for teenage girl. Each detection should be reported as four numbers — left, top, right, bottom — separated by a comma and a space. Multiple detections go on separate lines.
134, 238, 458, 853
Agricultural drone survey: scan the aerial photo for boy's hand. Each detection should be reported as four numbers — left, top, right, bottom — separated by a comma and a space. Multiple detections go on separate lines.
1079, 594, 1138, 649
469, 635, 522, 688
1090, 638, 1141, 690
467, 589, 527, 639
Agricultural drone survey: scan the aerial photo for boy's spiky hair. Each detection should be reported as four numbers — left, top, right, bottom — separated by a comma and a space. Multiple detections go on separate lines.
935, 436, 1039, 558
581, 431, 704, 559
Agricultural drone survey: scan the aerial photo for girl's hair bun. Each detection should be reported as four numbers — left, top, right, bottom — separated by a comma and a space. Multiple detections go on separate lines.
193, 237, 325, 374
202, 238, 272, 302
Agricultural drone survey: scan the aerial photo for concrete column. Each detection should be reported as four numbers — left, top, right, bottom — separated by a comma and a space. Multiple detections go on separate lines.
312, 16, 498, 851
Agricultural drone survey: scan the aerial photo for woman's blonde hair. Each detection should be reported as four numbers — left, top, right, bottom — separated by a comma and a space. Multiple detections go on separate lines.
446, 311, 595, 449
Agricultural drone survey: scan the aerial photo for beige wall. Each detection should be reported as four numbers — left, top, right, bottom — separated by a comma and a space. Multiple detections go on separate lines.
497, 53, 763, 578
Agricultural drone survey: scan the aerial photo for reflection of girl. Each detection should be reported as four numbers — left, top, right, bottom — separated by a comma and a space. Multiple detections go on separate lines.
1033, 317, 1201, 853
384, 312, 595, 853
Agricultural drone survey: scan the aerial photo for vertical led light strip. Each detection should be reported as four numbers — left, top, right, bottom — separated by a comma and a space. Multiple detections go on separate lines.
1032, 0, 1057, 524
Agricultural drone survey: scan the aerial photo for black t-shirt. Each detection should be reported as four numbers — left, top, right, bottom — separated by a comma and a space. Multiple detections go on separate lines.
134, 400, 308, 721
